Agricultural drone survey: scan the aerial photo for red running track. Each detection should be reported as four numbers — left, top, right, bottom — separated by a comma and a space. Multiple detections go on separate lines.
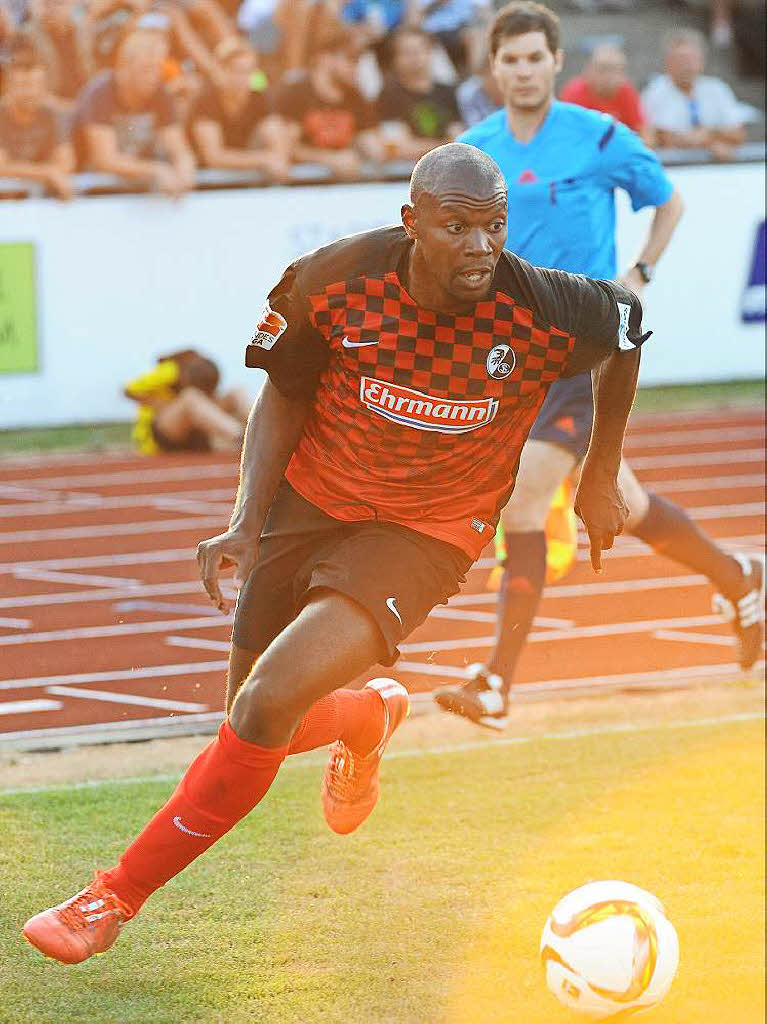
0, 407, 764, 749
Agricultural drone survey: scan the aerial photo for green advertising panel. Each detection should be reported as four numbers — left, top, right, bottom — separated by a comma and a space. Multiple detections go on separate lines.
0, 243, 39, 373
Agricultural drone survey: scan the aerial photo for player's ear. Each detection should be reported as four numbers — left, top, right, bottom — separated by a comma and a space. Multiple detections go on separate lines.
554, 48, 564, 74
401, 203, 417, 239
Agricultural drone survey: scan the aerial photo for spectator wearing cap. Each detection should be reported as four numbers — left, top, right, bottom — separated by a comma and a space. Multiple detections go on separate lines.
0, 38, 75, 197
560, 43, 649, 140
377, 26, 463, 160
190, 37, 290, 181
74, 27, 196, 195
273, 29, 384, 181
24, 0, 94, 109
641, 28, 749, 160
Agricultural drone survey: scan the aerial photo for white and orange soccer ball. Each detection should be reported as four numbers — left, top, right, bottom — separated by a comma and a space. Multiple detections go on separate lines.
540, 881, 679, 1019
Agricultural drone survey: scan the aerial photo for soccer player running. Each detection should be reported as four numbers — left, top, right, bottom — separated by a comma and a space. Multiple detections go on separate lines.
435, 2, 765, 731
24, 142, 649, 965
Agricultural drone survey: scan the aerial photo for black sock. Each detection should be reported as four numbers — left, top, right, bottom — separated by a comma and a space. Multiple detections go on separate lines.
489, 530, 547, 693
630, 493, 743, 598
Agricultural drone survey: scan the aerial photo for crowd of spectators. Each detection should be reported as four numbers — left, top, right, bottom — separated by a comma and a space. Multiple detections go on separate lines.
0, 0, 762, 198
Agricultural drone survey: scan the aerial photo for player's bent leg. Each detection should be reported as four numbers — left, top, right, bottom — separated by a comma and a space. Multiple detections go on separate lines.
623, 460, 765, 670
229, 589, 409, 834
436, 441, 577, 729
226, 642, 261, 715
22, 592, 389, 964
229, 588, 386, 748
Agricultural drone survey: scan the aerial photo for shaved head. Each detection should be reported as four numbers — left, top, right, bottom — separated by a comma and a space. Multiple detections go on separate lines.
409, 143, 507, 207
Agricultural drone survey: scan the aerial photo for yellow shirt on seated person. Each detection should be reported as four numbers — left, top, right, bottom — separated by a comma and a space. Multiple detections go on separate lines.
124, 359, 181, 454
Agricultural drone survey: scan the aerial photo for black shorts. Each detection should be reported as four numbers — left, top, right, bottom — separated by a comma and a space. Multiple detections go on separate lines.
528, 372, 594, 460
232, 481, 472, 665
151, 421, 211, 453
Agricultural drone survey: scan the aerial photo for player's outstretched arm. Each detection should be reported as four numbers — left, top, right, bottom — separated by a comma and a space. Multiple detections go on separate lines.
575, 346, 641, 573
197, 379, 310, 611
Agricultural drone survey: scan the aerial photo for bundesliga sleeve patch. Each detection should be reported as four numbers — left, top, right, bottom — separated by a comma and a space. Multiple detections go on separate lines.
616, 301, 634, 351
252, 303, 288, 351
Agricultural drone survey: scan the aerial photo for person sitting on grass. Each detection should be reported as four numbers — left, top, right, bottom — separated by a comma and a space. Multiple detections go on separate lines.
124, 348, 251, 454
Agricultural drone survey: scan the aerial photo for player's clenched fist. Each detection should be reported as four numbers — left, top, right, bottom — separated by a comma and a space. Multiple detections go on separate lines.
196, 528, 259, 614
573, 464, 629, 574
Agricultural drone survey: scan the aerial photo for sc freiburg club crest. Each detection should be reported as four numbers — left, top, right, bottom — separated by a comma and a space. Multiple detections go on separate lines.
486, 343, 515, 380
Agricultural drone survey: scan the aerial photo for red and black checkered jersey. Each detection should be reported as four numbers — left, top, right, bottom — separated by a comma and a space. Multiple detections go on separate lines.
246, 225, 647, 559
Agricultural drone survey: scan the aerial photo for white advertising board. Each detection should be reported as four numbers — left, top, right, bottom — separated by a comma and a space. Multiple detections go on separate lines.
0, 162, 763, 428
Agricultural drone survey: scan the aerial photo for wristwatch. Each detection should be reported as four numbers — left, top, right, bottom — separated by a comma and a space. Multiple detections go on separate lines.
634, 261, 654, 284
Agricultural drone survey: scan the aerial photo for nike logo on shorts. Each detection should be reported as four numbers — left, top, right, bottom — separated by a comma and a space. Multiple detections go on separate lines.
386, 596, 402, 625
342, 336, 378, 349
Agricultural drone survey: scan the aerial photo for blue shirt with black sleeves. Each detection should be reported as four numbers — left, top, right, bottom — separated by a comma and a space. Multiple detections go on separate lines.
458, 101, 675, 279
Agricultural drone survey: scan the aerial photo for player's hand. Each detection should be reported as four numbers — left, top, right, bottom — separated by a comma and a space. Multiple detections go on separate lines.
573, 462, 629, 574
196, 528, 259, 614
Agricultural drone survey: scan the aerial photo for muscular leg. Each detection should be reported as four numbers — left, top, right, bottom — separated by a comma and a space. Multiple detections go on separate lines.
620, 460, 745, 597
490, 440, 578, 689
154, 386, 244, 450
101, 590, 386, 914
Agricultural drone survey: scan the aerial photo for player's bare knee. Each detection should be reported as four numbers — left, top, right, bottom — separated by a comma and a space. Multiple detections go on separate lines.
501, 492, 549, 533
229, 674, 296, 747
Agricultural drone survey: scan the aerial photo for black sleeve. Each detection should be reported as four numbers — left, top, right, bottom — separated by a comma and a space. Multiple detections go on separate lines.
561, 277, 650, 378
245, 261, 330, 399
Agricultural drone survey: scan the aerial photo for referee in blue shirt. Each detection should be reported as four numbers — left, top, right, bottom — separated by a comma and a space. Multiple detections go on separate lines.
435, 1, 764, 729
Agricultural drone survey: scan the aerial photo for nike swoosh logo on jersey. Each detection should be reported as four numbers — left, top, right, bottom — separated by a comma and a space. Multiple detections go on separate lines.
342, 336, 378, 348
386, 596, 403, 625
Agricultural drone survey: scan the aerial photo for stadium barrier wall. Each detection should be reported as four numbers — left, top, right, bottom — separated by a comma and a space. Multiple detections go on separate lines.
0, 160, 764, 429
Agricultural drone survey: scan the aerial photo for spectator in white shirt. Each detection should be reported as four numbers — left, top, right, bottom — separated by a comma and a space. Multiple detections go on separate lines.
641, 28, 749, 161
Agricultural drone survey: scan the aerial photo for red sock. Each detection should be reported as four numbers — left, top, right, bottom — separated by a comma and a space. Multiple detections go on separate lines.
288, 688, 384, 757
102, 721, 287, 915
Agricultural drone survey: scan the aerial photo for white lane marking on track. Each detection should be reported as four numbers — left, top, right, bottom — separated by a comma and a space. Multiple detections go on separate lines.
166, 636, 232, 652
0, 660, 228, 692
450, 575, 711, 604
399, 613, 731, 654
0, 616, 33, 629
643, 473, 764, 494
0, 580, 209, 610
630, 448, 764, 469
653, 629, 761, 648
399, 660, 761, 692
428, 608, 573, 626
0, 516, 226, 545
0, 548, 195, 574
14, 569, 142, 587
0, 496, 234, 519
471, 534, 765, 571
112, 600, 222, 616
45, 685, 209, 712
625, 425, 764, 448
0, 464, 237, 491
0, 699, 62, 716
1, 710, 762, 796
1, 615, 232, 647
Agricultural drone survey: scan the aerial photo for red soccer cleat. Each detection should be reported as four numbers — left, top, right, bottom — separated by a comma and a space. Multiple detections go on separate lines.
23, 872, 133, 965
322, 677, 409, 835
